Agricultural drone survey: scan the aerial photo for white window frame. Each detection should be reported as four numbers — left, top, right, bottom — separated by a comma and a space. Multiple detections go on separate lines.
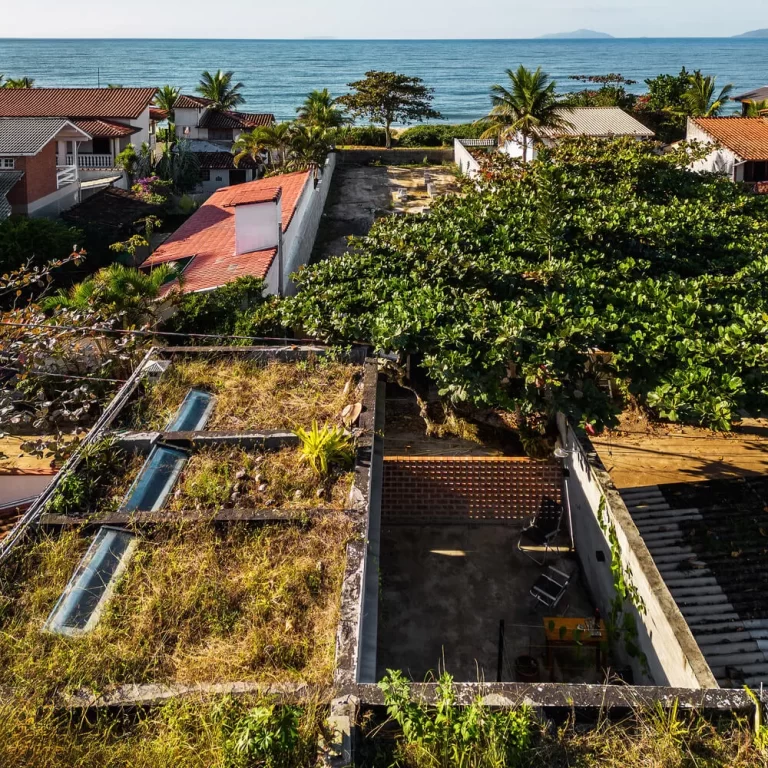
0, 158, 15, 169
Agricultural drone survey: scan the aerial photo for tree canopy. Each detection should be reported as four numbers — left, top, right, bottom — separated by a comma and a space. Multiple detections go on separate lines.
284, 137, 768, 436
337, 71, 441, 149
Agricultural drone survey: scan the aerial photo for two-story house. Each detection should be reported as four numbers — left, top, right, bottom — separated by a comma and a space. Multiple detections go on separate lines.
172, 95, 275, 193
0, 117, 91, 218
0, 88, 157, 188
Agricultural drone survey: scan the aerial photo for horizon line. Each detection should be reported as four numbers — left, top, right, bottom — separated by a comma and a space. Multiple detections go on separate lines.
1, 36, 767, 42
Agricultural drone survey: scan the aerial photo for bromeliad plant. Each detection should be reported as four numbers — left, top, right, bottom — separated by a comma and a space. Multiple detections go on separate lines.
294, 421, 354, 477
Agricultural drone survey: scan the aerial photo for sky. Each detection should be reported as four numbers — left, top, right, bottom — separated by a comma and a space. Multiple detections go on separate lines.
1, 0, 765, 39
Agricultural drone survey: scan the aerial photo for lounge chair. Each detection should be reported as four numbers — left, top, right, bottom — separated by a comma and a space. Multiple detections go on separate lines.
530, 566, 571, 610
518, 499, 563, 565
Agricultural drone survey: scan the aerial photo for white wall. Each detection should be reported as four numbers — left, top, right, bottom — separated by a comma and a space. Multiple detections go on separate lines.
23, 182, 81, 217
174, 107, 206, 140
501, 134, 539, 161
454, 139, 481, 179
0, 474, 54, 506
558, 415, 718, 688
686, 119, 743, 180
281, 151, 336, 296
235, 197, 281, 255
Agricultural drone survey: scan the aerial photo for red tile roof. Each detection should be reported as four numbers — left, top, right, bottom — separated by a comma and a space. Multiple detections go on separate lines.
143, 170, 311, 293
0, 87, 157, 119
692, 117, 768, 161
200, 110, 275, 129
149, 107, 168, 122
73, 118, 138, 138
193, 152, 259, 170
174, 94, 214, 109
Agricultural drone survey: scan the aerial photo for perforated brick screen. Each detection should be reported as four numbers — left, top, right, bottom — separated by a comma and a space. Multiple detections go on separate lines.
381, 456, 562, 524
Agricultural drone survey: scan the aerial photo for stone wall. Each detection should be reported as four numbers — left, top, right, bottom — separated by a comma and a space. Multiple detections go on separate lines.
381, 456, 561, 524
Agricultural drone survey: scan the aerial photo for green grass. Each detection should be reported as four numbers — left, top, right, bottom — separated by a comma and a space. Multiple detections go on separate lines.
0, 516, 353, 697
168, 446, 354, 512
131, 356, 361, 433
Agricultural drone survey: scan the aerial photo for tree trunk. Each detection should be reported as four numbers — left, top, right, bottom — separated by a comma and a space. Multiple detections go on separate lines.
385, 121, 392, 150
522, 133, 528, 164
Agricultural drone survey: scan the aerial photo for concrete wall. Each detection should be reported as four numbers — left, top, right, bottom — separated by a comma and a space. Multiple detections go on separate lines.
557, 415, 718, 688
282, 151, 336, 295
686, 119, 743, 181
381, 456, 562, 524
337, 148, 453, 166
453, 139, 481, 178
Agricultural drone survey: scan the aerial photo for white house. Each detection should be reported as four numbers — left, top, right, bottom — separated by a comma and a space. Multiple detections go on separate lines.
141, 154, 335, 297
686, 116, 768, 186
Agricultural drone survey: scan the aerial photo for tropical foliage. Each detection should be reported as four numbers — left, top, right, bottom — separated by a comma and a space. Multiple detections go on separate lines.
296, 88, 348, 130
0, 76, 34, 88
560, 73, 638, 110
284, 136, 768, 436
196, 69, 245, 110
0, 216, 83, 275
680, 70, 734, 117
154, 84, 180, 117
337, 70, 441, 149
479, 65, 573, 162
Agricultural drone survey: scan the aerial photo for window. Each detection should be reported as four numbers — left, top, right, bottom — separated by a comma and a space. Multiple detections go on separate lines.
166, 389, 215, 432
208, 128, 233, 141
200, 169, 211, 182
120, 444, 188, 513
43, 526, 137, 636
0, 158, 15, 169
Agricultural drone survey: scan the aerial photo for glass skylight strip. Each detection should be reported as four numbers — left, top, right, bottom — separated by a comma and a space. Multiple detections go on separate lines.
165, 388, 215, 432
43, 526, 137, 636
120, 444, 188, 513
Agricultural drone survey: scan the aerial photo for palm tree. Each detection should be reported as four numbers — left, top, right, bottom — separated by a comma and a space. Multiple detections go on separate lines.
287, 124, 332, 171
258, 122, 294, 168
42, 263, 179, 323
232, 127, 269, 170
745, 99, 768, 117
479, 65, 573, 163
4, 76, 34, 89
196, 70, 245, 111
154, 85, 180, 118
296, 88, 348, 130
681, 71, 733, 117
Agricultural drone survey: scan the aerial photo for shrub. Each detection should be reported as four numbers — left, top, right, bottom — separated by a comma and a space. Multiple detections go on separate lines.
0, 216, 83, 274
294, 421, 354, 476
398, 123, 485, 147
335, 125, 388, 147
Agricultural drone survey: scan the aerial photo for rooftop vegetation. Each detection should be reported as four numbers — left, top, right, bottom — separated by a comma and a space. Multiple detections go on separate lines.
169, 446, 354, 511
132, 356, 360, 433
285, 136, 768, 445
0, 515, 352, 696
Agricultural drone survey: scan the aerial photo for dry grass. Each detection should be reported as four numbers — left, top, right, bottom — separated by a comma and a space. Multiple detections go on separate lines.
168, 446, 354, 511
133, 356, 361, 432
0, 515, 354, 697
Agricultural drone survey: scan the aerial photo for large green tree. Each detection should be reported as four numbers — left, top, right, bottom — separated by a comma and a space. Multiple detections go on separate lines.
296, 88, 348, 131
681, 71, 733, 117
480, 65, 573, 163
337, 71, 441, 149
284, 137, 768, 437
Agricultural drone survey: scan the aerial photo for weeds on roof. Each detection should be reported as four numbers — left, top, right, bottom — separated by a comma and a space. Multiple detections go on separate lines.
131, 356, 360, 432
0, 515, 353, 697
0, 693, 329, 768
168, 446, 354, 511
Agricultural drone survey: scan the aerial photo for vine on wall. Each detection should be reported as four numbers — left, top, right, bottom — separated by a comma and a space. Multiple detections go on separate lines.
597, 496, 650, 674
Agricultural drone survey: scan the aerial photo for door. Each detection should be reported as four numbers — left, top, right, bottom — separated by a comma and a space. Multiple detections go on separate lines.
229, 169, 247, 185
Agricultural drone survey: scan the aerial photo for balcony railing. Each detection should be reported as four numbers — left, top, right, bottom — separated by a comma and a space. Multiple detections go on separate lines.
56, 165, 78, 188
458, 138, 498, 147
57, 154, 116, 169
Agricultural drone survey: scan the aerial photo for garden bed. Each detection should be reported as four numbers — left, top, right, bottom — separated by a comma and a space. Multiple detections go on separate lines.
130, 356, 361, 432
0, 515, 353, 696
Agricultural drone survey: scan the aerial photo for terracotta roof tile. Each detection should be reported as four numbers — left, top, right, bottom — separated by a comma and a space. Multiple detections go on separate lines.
193, 152, 259, 170
0, 87, 157, 119
149, 107, 168, 121
73, 118, 138, 138
200, 110, 275, 129
692, 117, 768, 161
174, 94, 214, 109
142, 170, 311, 292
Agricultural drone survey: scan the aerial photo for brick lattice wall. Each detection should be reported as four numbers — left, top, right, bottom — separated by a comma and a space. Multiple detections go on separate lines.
381, 456, 562, 524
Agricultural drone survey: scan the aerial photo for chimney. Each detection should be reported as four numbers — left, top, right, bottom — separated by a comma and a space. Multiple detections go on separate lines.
221, 185, 283, 256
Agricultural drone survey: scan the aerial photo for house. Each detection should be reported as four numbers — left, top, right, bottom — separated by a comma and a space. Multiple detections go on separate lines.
454, 107, 654, 177
141, 156, 335, 297
686, 117, 768, 187
501, 106, 654, 160
0, 88, 157, 187
172, 95, 275, 194
732, 86, 768, 115
0, 117, 91, 218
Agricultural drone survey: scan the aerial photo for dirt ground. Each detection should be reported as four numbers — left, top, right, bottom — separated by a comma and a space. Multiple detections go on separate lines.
311, 163, 459, 262
591, 410, 768, 489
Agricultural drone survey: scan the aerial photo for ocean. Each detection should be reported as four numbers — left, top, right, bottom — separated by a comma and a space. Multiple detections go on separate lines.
0, 38, 766, 123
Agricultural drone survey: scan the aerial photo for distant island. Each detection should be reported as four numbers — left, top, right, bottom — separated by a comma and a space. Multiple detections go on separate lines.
734, 29, 768, 38
538, 29, 614, 39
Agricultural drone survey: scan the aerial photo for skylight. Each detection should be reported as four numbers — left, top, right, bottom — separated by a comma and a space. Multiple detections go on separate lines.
43, 526, 137, 636
120, 444, 188, 513
165, 388, 215, 432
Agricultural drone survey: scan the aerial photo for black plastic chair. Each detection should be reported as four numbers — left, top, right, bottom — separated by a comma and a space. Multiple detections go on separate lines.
518, 499, 563, 565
